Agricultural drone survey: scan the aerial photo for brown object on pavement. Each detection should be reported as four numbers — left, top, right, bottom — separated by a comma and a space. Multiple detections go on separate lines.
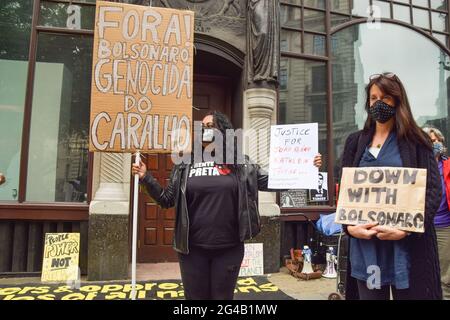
285, 248, 323, 281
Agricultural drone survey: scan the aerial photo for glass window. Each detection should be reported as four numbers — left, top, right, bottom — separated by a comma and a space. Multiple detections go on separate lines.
432, 11, 448, 32
331, 36, 340, 53
351, 0, 371, 17
431, 0, 448, 11
26, 34, 93, 203
332, 23, 450, 184
281, 0, 301, 5
281, 29, 301, 54
303, 9, 326, 33
278, 57, 329, 207
412, 0, 430, 8
393, 4, 411, 24
433, 32, 448, 46
304, 0, 326, 9
413, 7, 431, 29
331, 0, 349, 14
280, 58, 289, 90
331, 13, 351, 28
332, 63, 345, 92
279, 102, 288, 124
0, 0, 33, 201
372, 0, 391, 19
281, 5, 302, 29
280, 71, 288, 91
39, 1, 96, 30
304, 33, 326, 56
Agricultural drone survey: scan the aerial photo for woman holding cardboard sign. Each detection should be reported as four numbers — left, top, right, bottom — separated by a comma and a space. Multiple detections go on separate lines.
133, 111, 322, 300
340, 72, 442, 300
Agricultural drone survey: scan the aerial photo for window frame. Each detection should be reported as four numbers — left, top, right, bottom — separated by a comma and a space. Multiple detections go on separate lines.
0, 0, 96, 220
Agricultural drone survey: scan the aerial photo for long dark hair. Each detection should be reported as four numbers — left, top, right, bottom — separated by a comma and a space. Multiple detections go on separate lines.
206, 110, 243, 172
364, 73, 432, 150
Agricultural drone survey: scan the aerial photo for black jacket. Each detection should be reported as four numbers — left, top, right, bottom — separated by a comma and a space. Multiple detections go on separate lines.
140, 156, 272, 255
341, 129, 443, 300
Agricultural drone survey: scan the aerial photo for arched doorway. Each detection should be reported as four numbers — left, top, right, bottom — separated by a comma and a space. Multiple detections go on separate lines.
331, 20, 450, 182
136, 39, 244, 263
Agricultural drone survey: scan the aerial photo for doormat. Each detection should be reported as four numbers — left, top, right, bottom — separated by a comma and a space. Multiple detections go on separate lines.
0, 276, 295, 300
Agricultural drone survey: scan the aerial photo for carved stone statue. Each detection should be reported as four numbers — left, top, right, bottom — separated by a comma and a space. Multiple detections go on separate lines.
247, 0, 280, 87
217, 0, 244, 17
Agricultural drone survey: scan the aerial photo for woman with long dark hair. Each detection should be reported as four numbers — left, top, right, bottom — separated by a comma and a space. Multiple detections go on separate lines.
133, 111, 322, 300
341, 72, 442, 300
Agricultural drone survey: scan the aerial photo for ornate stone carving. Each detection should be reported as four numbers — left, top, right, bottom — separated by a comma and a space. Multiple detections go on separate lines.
100, 153, 125, 183
157, 0, 245, 18
114, 0, 247, 52
94, 153, 128, 201
247, 0, 280, 87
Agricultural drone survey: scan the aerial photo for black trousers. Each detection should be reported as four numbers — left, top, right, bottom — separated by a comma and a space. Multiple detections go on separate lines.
356, 279, 411, 300
178, 243, 245, 300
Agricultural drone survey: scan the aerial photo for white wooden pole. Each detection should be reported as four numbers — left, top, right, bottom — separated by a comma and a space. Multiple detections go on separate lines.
131, 151, 141, 300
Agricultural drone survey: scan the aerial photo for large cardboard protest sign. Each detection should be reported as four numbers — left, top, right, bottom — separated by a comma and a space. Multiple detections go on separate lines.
335, 167, 427, 233
89, 1, 194, 153
268, 123, 319, 189
41, 233, 80, 282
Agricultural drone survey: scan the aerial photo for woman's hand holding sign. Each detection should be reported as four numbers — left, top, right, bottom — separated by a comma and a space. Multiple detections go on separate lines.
347, 223, 379, 240
313, 153, 322, 168
371, 225, 408, 241
347, 223, 408, 240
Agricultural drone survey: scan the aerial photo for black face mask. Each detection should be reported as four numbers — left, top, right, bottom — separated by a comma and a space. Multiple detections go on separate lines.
369, 100, 396, 123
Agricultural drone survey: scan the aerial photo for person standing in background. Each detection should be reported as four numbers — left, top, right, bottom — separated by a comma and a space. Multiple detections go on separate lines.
422, 126, 450, 300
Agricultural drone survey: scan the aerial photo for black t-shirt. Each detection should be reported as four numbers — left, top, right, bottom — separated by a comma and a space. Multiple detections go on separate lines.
186, 161, 239, 249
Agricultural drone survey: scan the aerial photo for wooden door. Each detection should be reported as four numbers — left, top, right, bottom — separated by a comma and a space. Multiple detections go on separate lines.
137, 75, 233, 262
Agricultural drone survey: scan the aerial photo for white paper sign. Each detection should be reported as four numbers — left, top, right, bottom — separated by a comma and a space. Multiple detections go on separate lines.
309, 172, 328, 202
268, 123, 319, 189
239, 243, 264, 277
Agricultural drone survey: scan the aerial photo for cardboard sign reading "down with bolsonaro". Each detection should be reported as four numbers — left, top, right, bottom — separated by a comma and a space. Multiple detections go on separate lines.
335, 167, 427, 233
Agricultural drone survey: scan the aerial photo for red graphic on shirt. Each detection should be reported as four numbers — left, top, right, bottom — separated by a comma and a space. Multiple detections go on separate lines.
189, 162, 233, 178
215, 165, 231, 175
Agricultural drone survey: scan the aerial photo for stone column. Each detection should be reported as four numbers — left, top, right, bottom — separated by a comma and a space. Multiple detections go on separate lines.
243, 87, 281, 273
88, 152, 131, 281
245, 88, 280, 216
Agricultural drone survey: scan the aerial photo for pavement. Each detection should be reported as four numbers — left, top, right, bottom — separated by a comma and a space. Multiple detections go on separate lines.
268, 267, 337, 300
0, 264, 337, 300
